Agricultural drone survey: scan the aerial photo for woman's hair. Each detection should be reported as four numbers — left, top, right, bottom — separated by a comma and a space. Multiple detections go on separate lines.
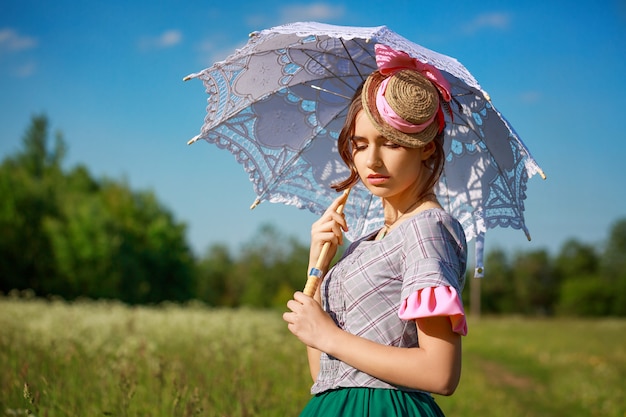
331, 74, 446, 193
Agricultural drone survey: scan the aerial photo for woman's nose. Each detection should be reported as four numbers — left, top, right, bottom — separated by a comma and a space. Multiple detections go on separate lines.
366, 148, 382, 168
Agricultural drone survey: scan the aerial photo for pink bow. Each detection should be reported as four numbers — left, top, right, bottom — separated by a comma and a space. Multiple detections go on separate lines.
374, 44, 451, 102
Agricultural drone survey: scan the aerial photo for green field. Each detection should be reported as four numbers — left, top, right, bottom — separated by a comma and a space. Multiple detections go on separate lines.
1, 296, 624, 416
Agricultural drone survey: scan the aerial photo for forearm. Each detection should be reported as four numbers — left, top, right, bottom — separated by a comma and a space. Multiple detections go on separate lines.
305, 275, 323, 382
306, 346, 321, 381
321, 319, 462, 395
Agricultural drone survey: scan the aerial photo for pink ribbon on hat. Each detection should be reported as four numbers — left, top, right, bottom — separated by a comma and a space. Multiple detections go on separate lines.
375, 44, 451, 101
374, 44, 452, 134
375, 77, 438, 133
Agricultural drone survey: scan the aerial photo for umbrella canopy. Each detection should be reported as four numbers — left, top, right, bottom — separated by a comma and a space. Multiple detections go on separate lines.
184, 21, 545, 276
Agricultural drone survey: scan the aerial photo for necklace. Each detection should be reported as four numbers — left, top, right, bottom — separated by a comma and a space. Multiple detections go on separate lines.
376, 192, 436, 240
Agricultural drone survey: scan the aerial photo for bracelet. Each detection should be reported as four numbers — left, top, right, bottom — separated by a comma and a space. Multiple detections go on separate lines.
308, 267, 323, 278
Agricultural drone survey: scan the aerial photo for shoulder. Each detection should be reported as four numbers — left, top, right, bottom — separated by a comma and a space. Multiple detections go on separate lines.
404, 208, 466, 244
400, 209, 468, 290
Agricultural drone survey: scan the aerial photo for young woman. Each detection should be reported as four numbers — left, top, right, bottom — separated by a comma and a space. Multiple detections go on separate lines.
283, 44, 468, 417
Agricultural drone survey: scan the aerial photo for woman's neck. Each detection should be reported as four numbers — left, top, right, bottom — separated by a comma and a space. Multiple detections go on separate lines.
376, 191, 440, 239
384, 191, 437, 223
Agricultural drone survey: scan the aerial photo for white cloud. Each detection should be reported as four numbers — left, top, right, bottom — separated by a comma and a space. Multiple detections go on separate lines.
241, 3, 346, 33
138, 29, 183, 50
12, 61, 37, 78
0, 28, 37, 54
520, 91, 542, 103
463, 12, 511, 34
196, 38, 243, 67
159, 30, 183, 47
279, 3, 346, 23
192, 3, 346, 69
0, 28, 38, 77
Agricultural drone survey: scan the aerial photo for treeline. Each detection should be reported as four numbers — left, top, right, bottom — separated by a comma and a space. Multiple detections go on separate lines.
475, 229, 626, 316
1, 115, 625, 316
0, 115, 312, 307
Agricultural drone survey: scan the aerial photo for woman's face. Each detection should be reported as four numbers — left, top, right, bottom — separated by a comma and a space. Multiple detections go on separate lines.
351, 110, 433, 206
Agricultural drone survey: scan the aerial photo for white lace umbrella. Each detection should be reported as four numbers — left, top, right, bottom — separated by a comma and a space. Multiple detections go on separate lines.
184, 22, 545, 277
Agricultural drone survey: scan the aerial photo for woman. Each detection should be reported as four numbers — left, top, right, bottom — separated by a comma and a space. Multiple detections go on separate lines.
283, 44, 468, 417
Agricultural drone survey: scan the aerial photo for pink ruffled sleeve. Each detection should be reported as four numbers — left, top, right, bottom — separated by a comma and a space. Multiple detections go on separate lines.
398, 286, 468, 336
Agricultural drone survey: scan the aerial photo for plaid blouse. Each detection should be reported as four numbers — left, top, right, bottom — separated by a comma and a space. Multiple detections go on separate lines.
311, 208, 467, 395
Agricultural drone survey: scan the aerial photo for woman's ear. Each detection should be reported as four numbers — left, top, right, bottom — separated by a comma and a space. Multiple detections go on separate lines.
421, 141, 436, 161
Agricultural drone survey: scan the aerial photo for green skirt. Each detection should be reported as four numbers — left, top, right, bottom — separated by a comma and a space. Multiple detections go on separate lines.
299, 387, 446, 417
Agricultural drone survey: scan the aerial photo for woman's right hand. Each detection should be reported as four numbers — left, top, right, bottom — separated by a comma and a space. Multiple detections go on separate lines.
309, 192, 349, 271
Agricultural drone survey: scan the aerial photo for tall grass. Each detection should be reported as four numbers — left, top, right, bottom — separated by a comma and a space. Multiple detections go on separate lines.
1, 295, 311, 416
438, 317, 626, 416
1, 295, 624, 416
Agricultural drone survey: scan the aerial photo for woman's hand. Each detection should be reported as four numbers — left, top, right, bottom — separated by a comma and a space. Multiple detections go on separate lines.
283, 291, 339, 350
309, 193, 349, 271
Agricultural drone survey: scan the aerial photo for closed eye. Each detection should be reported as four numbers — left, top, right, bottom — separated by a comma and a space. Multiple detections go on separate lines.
384, 141, 401, 149
351, 136, 403, 152
351, 138, 368, 151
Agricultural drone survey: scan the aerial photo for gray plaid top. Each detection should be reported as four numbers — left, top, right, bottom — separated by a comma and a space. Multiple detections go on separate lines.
311, 208, 467, 394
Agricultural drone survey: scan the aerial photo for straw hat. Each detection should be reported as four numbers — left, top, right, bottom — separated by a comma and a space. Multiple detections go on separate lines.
362, 69, 442, 148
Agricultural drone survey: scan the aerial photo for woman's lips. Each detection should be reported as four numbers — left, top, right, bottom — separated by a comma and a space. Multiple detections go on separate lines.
367, 174, 389, 185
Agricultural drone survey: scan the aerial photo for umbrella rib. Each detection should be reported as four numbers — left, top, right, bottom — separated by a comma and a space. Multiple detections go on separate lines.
250, 41, 375, 209
298, 42, 376, 92
300, 49, 359, 92
251, 105, 351, 209
340, 38, 367, 81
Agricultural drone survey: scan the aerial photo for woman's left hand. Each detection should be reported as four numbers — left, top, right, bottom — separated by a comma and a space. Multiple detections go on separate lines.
283, 291, 338, 351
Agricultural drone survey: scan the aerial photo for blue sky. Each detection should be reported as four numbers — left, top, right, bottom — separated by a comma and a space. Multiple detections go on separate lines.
1, 0, 625, 261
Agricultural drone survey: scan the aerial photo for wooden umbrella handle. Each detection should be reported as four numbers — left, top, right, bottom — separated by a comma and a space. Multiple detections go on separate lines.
303, 189, 350, 297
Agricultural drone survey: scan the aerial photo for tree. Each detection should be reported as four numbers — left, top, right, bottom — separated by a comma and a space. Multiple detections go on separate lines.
555, 239, 599, 279
600, 218, 626, 315
1, 115, 196, 304
557, 275, 613, 316
480, 248, 516, 314
511, 249, 556, 315
236, 224, 290, 307
195, 243, 235, 306
553, 238, 607, 316
197, 224, 312, 308
93, 182, 195, 303
271, 236, 310, 308
15, 115, 66, 179
0, 115, 60, 293
43, 178, 197, 304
